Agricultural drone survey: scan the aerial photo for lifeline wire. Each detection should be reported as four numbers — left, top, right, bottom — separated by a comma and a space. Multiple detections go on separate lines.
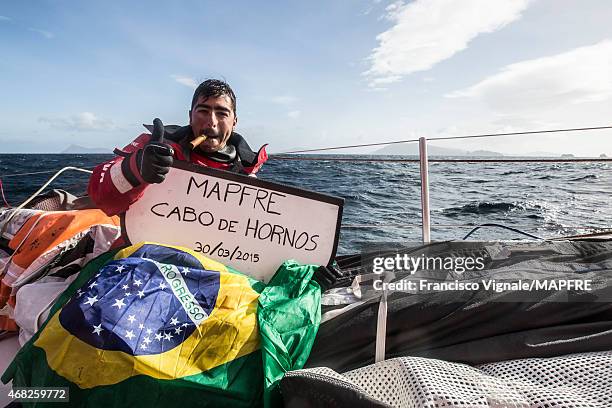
0, 169, 95, 178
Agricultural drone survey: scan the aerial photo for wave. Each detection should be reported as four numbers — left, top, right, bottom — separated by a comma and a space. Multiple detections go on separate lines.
569, 174, 598, 181
440, 201, 546, 217
2, 154, 609, 248
442, 202, 519, 216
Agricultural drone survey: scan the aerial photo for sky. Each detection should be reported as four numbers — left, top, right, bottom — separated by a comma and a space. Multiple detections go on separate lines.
1, 0, 612, 156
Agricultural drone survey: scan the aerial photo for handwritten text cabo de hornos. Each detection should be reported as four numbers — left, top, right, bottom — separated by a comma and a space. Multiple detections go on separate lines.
148, 176, 320, 252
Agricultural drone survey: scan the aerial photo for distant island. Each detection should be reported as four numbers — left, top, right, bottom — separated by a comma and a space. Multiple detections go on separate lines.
373, 143, 552, 157
61, 144, 112, 154
468, 150, 504, 157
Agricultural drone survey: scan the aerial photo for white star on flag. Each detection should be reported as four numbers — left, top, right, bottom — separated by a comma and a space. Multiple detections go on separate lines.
140, 343, 147, 350
122, 284, 129, 290
174, 327, 182, 335
139, 323, 145, 329
84, 295, 98, 306
125, 330, 135, 340
155, 333, 163, 341
181, 323, 189, 328
116, 265, 126, 273
112, 298, 126, 309
76, 289, 84, 298
124, 292, 131, 297
92, 324, 103, 335
89, 281, 98, 289
134, 279, 143, 287
146, 328, 153, 335
170, 317, 179, 326
181, 267, 190, 275
137, 290, 145, 299
94, 273, 101, 278
127, 315, 136, 324
159, 282, 167, 290
143, 337, 152, 344
164, 332, 173, 341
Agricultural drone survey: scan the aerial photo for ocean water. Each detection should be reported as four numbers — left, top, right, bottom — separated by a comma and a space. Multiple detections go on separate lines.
0, 154, 610, 254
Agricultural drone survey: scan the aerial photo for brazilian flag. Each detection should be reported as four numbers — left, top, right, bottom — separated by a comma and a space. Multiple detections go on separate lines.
2, 242, 321, 407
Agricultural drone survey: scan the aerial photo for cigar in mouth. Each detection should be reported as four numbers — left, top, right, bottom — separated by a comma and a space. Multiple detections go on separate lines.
190, 135, 208, 150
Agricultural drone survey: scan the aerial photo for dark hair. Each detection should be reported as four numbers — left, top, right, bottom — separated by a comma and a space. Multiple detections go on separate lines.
191, 79, 237, 115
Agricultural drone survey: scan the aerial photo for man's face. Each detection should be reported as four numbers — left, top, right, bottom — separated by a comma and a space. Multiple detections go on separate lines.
189, 94, 237, 153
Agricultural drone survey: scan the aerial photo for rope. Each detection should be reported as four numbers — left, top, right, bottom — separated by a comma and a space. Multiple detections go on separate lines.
462, 223, 545, 240
0, 179, 10, 207
278, 125, 612, 154
375, 289, 388, 363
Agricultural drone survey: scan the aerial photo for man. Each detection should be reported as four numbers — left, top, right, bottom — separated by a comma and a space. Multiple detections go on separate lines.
88, 79, 268, 216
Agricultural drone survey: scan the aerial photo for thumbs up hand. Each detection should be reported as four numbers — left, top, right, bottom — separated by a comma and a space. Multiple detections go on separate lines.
137, 118, 175, 184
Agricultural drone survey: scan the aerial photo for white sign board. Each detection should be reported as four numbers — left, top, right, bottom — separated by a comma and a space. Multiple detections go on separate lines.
123, 161, 343, 282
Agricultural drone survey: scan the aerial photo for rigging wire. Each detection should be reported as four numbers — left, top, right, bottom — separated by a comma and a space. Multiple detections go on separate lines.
269, 157, 611, 163
277, 125, 612, 154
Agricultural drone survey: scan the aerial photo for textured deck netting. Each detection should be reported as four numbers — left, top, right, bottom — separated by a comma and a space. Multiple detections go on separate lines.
283, 351, 612, 407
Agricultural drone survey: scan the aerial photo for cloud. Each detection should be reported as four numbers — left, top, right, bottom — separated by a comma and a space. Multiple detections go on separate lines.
29, 28, 55, 39
436, 41, 612, 156
271, 96, 298, 105
364, 0, 530, 87
0, 16, 11, 21
39, 112, 116, 132
171, 75, 197, 89
446, 40, 612, 113
287, 110, 301, 119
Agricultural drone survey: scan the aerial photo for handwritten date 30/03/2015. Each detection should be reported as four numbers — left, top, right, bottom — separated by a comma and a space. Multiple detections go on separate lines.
194, 241, 260, 263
